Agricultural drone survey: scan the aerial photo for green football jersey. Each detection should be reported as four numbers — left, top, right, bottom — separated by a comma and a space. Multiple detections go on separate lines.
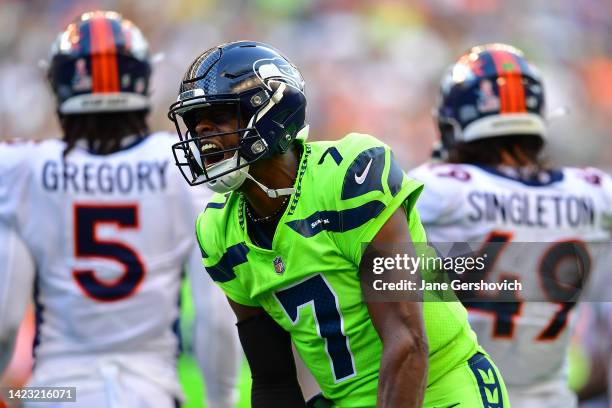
196, 133, 479, 407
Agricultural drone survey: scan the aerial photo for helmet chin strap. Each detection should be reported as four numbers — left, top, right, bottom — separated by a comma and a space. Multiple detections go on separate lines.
241, 169, 295, 198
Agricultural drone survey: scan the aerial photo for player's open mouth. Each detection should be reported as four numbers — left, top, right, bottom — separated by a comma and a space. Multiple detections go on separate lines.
201, 142, 229, 168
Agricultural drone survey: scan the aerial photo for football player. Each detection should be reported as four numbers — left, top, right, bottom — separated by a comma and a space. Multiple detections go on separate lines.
409, 43, 612, 407
168, 40, 510, 407
0, 11, 240, 408
0, 221, 34, 376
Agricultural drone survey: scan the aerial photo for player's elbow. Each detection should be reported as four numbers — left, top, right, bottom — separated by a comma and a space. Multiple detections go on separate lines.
400, 330, 429, 366
382, 325, 429, 372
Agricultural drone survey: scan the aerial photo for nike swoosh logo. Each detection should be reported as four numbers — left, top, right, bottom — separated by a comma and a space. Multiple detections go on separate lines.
354, 158, 373, 184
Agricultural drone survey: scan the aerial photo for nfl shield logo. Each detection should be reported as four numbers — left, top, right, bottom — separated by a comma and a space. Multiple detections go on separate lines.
273, 256, 285, 275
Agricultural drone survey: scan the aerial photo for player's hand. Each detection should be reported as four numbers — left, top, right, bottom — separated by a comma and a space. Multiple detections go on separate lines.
306, 393, 334, 408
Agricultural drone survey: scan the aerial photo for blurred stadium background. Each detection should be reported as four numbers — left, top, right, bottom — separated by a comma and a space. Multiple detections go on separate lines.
1, 0, 611, 407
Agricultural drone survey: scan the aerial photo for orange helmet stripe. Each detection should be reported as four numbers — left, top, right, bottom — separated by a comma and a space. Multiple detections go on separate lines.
90, 15, 119, 93
489, 50, 511, 113
509, 52, 526, 112
490, 50, 526, 113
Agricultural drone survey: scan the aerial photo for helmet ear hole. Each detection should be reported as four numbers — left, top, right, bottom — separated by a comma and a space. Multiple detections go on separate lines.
437, 117, 459, 152
277, 133, 293, 153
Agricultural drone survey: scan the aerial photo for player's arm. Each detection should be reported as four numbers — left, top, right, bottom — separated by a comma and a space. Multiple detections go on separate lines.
359, 208, 429, 408
228, 300, 307, 408
187, 247, 240, 408
0, 223, 34, 375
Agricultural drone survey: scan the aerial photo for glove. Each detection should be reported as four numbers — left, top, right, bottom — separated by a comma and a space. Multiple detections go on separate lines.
306, 393, 334, 408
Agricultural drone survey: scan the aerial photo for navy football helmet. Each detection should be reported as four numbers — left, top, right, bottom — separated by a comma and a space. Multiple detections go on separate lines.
47, 11, 151, 115
168, 41, 307, 192
436, 43, 545, 154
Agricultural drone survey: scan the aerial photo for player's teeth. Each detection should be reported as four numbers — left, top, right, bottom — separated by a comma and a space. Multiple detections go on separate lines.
201, 143, 218, 152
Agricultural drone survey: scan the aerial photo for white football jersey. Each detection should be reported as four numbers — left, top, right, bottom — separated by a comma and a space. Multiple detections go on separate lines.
0, 133, 211, 362
409, 163, 612, 388
0, 220, 35, 374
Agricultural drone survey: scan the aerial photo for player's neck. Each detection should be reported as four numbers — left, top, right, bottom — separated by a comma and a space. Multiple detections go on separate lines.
240, 145, 301, 220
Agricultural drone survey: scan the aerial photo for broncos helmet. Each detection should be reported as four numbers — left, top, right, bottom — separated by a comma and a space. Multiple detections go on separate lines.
168, 41, 307, 191
47, 11, 151, 115
435, 43, 546, 154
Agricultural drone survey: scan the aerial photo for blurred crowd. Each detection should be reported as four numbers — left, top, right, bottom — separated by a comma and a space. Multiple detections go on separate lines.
1, 0, 611, 169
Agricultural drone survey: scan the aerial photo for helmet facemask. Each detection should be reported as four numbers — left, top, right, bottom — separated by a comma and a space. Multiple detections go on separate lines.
169, 94, 269, 190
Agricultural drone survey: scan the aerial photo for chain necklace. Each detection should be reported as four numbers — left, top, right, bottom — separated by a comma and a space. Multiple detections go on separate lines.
243, 145, 303, 224
245, 196, 289, 223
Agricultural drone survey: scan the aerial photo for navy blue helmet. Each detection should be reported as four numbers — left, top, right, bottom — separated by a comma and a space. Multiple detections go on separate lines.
47, 11, 151, 115
436, 43, 546, 153
168, 41, 307, 189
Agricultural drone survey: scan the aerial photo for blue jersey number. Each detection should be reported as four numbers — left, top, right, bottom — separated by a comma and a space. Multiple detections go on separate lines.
275, 274, 356, 382
73, 204, 145, 302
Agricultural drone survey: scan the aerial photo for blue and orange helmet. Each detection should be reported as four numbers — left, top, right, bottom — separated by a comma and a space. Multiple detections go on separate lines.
436, 43, 546, 152
47, 11, 151, 115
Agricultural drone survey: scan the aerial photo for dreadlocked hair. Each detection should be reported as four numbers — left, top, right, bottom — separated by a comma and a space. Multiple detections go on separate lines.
447, 135, 546, 168
60, 110, 149, 157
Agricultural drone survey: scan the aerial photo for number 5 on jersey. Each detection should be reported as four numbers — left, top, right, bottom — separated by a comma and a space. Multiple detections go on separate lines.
73, 204, 146, 302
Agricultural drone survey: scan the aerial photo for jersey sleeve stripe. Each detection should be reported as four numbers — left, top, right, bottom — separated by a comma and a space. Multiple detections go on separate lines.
205, 242, 249, 283
387, 152, 404, 196
285, 201, 386, 238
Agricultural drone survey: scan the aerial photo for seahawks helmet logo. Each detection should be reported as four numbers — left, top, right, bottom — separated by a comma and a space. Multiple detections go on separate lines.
254, 57, 304, 92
